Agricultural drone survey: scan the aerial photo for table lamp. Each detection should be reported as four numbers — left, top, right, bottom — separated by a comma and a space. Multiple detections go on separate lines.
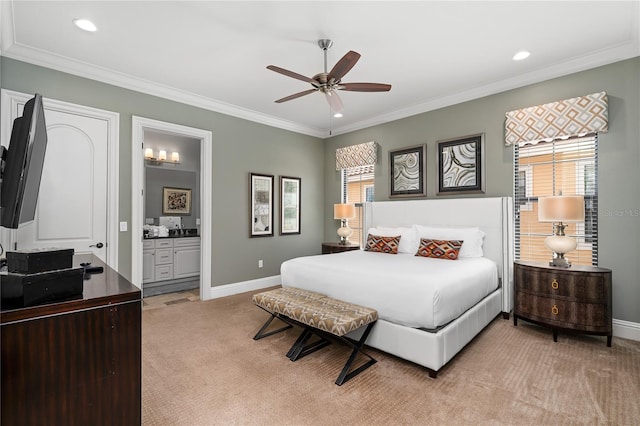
334, 203, 356, 245
538, 195, 584, 268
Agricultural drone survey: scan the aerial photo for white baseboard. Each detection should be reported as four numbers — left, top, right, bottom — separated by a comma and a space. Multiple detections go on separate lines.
613, 318, 640, 342
205, 275, 280, 300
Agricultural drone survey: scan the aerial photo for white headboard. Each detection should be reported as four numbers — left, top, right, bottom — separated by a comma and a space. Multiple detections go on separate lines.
363, 197, 514, 312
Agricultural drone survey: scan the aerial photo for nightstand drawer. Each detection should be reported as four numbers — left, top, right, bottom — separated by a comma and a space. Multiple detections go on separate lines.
515, 265, 604, 301
515, 293, 608, 329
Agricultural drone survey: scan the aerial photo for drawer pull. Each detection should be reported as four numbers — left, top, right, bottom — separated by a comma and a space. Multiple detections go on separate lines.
551, 279, 559, 290
551, 305, 559, 315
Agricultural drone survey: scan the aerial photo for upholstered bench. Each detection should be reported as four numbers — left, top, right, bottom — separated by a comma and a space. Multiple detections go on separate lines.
252, 287, 378, 385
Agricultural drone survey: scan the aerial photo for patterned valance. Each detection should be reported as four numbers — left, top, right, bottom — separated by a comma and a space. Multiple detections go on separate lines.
505, 92, 608, 146
336, 141, 377, 170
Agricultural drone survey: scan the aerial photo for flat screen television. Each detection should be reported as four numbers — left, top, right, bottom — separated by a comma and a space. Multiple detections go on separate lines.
0, 93, 48, 229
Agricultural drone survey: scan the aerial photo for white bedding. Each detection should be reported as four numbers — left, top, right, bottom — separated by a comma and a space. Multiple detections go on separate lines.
280, 250, 499, 329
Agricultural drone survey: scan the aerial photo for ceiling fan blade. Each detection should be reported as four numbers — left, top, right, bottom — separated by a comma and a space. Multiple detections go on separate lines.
267, 65, 316, 84
274, 89, 317, 103
339, 83, 392, 92
328, 51, 361, 81
325, 90, 344, 113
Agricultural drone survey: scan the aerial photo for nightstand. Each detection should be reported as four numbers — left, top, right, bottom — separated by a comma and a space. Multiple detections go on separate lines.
321, 242, 360, 255
513, 260, 612, 346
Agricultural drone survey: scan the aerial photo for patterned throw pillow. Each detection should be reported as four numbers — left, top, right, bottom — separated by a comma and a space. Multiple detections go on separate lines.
415, 238, 463, 260
364, 234, 401, 254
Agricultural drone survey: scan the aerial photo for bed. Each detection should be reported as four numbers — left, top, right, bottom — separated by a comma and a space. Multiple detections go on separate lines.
281, 197, 513, 377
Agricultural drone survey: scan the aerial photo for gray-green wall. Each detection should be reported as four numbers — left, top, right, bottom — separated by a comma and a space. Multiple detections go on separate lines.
2, 56, 638, 324
1, 57, 324, 287
324, 57, 640, 324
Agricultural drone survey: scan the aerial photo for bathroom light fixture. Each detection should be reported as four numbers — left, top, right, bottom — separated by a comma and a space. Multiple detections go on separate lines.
73, 18, 97, 32
538, 195, 584, 268
144, 148, 180, 165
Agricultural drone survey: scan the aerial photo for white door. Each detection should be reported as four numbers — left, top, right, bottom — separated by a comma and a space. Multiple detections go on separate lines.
6, 96, 109, 261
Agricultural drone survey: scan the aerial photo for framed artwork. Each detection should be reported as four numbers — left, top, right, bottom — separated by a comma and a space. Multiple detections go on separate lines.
389, 144, 427, 198
437, 133, 485, 194
280, 176, 301, 235
162, 187, 192, 215
250, 173, 274, 237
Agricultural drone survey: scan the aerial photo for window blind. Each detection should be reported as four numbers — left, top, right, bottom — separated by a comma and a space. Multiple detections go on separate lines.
342, 165, 375, 246
514, 135, 598, 266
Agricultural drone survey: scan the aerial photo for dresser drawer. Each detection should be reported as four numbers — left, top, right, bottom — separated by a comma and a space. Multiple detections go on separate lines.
154, 239, 173, 249
155, 248, 174, 265
515, 265, 604, 301
515, 293, 609, 330
173, 237, 200, 248
154, 264, 173, 281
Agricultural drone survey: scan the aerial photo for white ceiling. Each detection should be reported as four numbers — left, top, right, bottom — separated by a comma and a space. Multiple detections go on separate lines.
2, 1, 638, 138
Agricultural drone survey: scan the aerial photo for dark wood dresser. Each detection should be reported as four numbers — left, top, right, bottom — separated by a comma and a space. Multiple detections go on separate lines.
513, 260, 612, 346
1, 254, 142, 425
321, 242, 360, 254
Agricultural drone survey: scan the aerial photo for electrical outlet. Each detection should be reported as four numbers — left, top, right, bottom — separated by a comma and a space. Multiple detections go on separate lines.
119, 221, 128, 232
258, 260, 263, 268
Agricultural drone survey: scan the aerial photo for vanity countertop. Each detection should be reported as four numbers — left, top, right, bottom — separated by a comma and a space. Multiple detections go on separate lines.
143, 228, 199, 239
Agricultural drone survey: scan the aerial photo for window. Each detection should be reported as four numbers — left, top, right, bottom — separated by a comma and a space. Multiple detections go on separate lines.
514, 135, 598, 266
342, 165, 374, 245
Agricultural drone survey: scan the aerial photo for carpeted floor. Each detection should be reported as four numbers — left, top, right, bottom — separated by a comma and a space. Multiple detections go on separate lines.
142, 289, 640, 425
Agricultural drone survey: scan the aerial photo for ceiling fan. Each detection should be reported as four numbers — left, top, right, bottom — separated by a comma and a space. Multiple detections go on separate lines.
267, 39, 391, 114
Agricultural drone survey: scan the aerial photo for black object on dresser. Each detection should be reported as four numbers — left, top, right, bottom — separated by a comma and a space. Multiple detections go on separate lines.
321, 242, 360, 254
513, 260, 612, 346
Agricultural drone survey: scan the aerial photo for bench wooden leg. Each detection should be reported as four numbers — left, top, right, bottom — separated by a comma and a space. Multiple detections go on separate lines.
335, 322, 377, 386
287, 328, 331, 361
253, 313, 293, 340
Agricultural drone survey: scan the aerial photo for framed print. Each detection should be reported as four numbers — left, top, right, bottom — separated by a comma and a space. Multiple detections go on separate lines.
389, 144, 427, 198
437, 133, 485, 194
162, 187, 192, 215
280, 176, 301, 235
250, 173, 274, 237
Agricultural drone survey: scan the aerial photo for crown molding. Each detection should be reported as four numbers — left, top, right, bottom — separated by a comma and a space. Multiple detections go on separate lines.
2, 1, 638, 140
330, 39, 640, 137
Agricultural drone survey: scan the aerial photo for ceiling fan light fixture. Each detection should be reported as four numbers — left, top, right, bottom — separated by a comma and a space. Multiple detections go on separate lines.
325, 91, 344, 114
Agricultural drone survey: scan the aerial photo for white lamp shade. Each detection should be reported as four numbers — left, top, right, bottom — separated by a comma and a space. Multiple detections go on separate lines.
144, 148, 154, 159
334, 203, 356, 219
171, 152, 180, 162
158, 150, 167, 161
538, 196, 584, 223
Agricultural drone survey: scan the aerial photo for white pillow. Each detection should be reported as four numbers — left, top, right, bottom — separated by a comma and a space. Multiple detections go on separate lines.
412, 225, 485, 258
367, 226, 417, 254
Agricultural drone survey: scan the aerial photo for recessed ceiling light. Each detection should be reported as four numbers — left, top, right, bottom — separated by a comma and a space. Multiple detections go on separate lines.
513, 51, 530, 61
73, 18, 97, 32
334, 113, 343, 118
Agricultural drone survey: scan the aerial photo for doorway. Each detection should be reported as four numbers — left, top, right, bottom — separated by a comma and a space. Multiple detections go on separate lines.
1, 89, 119, 268
131, 117, 212, 301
